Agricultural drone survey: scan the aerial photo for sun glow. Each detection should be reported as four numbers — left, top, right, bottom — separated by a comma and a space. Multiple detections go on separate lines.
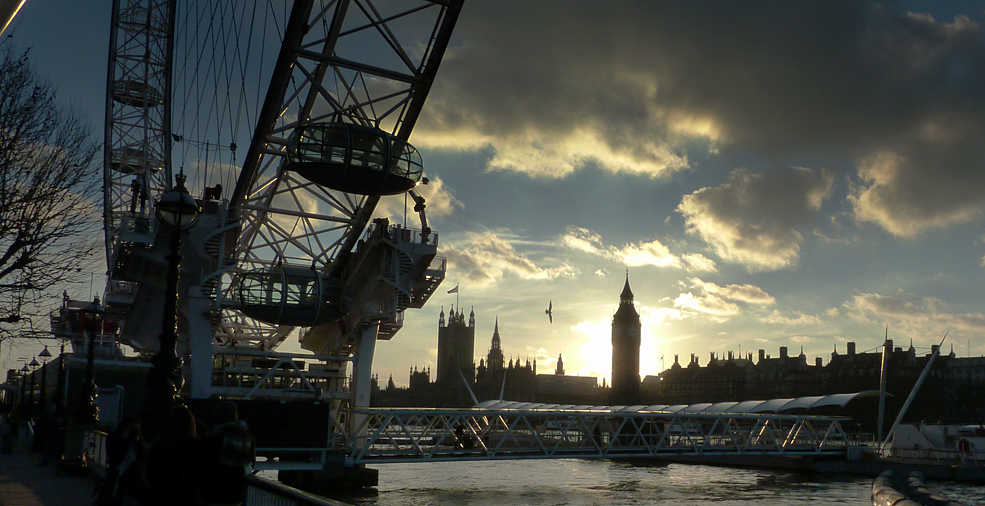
571, 309, 669, 387
573, 318, 611, 385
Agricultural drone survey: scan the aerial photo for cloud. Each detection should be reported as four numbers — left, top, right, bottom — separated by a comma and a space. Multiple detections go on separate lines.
850, 138, 985, 237
414, 2, 985, 190
374, 175, 464, 222
443, 231, 578, 286
640, 306, 686, 326
673, 292, 738, 318
845, 291, 985, 335
680, 253, 718, 272
672, 277, 774, 318
560, 227, 717, 271
690, 278, 775, 306
760, 310, 822, 326
678, 167, 834, 271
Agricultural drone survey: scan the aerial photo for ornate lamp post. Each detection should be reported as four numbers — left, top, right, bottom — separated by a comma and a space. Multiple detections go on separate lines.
74, 297, 104, 425
141, 172, 200, 436
26, 357, 39, 420
38, 345, 52, 425
18, 364, 28, 417
53, 343, 66, 413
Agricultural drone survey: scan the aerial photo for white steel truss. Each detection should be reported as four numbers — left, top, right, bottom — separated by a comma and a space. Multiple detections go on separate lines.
346, 408, 852, 464
104, 0, 174, 272
221, 0, 462, 351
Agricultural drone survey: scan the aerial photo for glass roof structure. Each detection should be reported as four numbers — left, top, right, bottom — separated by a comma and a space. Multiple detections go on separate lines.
473, 391, 879, 413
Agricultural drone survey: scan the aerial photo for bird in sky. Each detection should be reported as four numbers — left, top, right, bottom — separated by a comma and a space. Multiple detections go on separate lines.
546, 301, 553, 324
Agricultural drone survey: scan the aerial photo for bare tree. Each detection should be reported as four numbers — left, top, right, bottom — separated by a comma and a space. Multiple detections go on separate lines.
0, 44, 101, 341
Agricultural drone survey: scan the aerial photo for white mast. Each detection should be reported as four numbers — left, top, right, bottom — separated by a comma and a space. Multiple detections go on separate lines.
879, 333, 948, 454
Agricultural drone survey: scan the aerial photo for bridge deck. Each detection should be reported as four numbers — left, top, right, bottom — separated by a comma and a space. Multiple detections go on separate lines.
348, 408, 852, 464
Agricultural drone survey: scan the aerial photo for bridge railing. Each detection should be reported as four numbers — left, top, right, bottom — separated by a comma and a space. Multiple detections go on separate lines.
245, 475, 350, 506
349, 407, 851, 463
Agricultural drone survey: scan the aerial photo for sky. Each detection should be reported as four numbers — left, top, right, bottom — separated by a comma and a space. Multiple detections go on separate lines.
5, 1, 985, 388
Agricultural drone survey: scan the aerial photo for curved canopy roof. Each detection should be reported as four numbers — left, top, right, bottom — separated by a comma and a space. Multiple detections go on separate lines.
681, 403, 714, 413
472, 391, 877, 414
778, 396, 825, 411
748, 398, 795, 413
706, 401, 740, 413
725, 400, 766, 413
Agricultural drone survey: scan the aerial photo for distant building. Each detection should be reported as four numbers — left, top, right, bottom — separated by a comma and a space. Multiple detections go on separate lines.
373, 306, 604, 407
435, 305, 475, 386
610, 273, 641, 405
641, 339, 984, 427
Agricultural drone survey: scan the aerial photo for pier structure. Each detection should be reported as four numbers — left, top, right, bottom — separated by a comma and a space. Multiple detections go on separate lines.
347, 405, 854, 464
82, 0, 460, 454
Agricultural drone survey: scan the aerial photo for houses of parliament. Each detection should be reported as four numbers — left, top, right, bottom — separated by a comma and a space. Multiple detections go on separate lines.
371, 275, 985, 423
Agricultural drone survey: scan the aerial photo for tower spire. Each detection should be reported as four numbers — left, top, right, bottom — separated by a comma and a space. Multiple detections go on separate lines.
620, 269, 634, 303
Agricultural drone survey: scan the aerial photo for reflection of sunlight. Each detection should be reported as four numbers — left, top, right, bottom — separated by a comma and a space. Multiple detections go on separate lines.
640, 330, 661, 377
640, 307, 673, 376
573, 310, 670, 384
573, 318, 611, 385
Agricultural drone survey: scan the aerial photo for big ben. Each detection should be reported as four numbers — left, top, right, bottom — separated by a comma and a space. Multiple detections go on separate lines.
611, 273, 641, 405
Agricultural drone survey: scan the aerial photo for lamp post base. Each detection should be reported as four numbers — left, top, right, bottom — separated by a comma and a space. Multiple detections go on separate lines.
141, 346, 184, 439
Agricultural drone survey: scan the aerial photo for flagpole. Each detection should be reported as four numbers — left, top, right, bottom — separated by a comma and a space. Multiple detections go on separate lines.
447, 283, 460, 311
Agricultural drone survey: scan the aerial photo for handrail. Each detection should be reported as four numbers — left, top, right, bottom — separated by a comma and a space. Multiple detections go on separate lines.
81, 427, 349, 505
245, 475, 352, 506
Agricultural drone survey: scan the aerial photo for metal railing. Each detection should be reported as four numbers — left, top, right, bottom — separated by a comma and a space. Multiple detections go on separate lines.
84, 428, 109, 476
245, 475, 351, 506
882, 446, 983, 465
349, 407, 852, 463
81, 428, 350, 506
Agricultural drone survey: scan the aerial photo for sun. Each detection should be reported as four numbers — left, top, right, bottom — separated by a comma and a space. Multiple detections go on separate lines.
572, 318, 612, 385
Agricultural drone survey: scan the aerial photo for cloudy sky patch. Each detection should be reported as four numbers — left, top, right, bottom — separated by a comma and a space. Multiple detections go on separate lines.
11, 0, 985, 385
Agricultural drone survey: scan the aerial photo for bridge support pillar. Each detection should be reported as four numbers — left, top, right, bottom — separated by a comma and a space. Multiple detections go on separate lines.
348, 324, 378, 457
186, 289, 214, 398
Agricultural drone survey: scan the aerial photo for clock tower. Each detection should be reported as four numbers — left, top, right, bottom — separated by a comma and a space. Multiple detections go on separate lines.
611, 272, 641, 405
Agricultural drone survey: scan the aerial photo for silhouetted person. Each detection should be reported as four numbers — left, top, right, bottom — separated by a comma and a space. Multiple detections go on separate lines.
201, 401, 255, 506
8, 408, 20, 439
455, 423, 464, 449
39, 411, 68, 466
96, 415, 146, 506
147, 405, 205, 506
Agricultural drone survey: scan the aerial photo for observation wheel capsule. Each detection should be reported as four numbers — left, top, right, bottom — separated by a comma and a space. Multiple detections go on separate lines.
111, 80, 164, 108
108, 147, 163, 175
231, 266, 352, 327
286, 122, 424, 195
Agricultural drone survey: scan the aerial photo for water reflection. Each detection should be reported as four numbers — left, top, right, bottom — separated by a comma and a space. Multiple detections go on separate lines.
310, 460, 985, 506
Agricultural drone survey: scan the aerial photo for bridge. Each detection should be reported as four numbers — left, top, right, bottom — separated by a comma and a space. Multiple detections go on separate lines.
246, 396, 868, 471
348, 407, 852, 463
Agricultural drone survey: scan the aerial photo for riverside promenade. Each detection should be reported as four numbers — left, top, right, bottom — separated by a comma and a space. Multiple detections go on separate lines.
0, 434, 93, 506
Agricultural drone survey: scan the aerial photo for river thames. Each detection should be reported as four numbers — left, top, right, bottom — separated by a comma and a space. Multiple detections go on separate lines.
325, 459, 985, 506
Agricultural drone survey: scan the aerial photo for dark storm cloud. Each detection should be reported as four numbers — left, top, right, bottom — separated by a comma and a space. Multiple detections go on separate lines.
851, 128, 985, 236
418, 1, 985, 233
678, 167, 835, 270
426, 1, 984, 151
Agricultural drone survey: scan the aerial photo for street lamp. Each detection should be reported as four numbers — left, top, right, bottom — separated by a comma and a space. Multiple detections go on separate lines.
26, 357, 39, 420
38, 345, 52, 424
142, 172, 200, 436
19, 364, 28, 417
53, 343, 66, 413
74, 297, 103, 425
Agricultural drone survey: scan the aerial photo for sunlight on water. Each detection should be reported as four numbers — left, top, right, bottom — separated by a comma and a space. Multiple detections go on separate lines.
314, 460, 985, 506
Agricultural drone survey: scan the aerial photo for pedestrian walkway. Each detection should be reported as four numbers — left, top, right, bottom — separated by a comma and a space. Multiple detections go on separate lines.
0, 433, 95, 506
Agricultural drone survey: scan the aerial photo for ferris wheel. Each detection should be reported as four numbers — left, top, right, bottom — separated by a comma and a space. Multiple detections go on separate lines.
102, 0, 461, 397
